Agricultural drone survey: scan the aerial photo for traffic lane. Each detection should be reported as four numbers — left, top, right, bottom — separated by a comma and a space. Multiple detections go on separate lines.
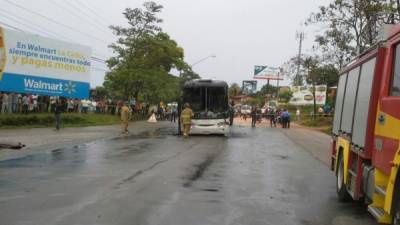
0, 123, 227, 225
0, 123, 377, 225
146, 126, 377, 225
281, 125, 332, 166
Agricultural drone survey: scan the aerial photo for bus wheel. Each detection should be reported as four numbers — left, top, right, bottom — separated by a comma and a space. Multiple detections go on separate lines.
337, 153, 351, 201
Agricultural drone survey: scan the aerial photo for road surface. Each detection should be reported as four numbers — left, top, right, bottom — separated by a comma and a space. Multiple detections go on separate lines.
0, 122, 377, 225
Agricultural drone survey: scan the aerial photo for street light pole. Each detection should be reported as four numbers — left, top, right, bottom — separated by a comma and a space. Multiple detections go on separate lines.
190, 54, 216, 67
179, 54, 215, 78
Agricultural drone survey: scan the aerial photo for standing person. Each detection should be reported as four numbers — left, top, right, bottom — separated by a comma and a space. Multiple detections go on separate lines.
296, 108, 301, 121
81, 99, 89, 113
120, 102, 130, 134
54, 100, 63, 131
7, 92, 12, 113
269, 108, 276, 127
171, 105, 177, 123
11, 93, 18, 113
281, 109, 291, 129
181, 103, 194, 137
229, 101, 235, 126
22, 94, 29, 114
1, 92, 8, 113
251, 105, 257, 128
67, 99, 74, 112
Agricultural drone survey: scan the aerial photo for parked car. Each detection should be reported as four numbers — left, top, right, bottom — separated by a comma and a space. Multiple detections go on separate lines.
240, 105, 251, 115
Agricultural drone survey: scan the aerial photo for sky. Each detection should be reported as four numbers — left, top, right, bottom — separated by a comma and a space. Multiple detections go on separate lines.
0, 0, 329, 88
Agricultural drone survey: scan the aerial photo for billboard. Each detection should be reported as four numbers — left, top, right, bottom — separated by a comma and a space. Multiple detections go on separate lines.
0, 27, 91, 99
242, 80, 257, 95
289, 85, 327, 106
254, 65, 283, 80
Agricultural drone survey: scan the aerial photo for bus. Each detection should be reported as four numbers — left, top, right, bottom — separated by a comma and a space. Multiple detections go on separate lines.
181, 79, 230, 136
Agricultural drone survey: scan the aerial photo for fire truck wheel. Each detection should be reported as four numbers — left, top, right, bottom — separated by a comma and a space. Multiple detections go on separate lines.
336, 153, 351, 201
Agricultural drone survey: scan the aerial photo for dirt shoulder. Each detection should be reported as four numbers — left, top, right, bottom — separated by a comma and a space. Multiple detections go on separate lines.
233, 117, 332, 166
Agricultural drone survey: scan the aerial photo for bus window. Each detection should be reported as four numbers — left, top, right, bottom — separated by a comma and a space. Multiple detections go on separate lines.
391, 43, 400, 96
183, 87, 206, 112
207, 87, 228, 113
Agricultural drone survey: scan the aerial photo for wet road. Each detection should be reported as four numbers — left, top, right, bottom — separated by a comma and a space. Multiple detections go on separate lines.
0, 122, 377, 225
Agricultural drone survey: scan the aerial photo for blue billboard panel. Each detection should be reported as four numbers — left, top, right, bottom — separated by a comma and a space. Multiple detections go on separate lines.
0, 27, 91, 98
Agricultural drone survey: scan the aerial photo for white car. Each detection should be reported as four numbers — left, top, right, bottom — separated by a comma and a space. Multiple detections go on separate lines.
240, 105, 251, 115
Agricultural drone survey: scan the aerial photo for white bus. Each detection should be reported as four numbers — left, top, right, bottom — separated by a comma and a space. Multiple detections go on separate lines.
182, 79, 230, 136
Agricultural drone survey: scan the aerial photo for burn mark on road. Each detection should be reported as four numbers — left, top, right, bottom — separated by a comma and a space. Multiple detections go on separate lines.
202, 188, 219, 192
271, 154, 290, 160
183, 156, 214, 187
117, 170, 143, 186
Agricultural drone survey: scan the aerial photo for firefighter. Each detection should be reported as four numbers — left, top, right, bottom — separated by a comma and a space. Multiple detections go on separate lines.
120, 101, 130, 134
181, 103, 194, 137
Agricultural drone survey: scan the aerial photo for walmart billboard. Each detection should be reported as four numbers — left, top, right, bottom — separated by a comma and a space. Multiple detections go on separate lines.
0, 26, 91, 98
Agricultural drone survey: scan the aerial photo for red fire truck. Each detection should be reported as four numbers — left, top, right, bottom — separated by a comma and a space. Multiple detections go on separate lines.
332, 24, 400, 224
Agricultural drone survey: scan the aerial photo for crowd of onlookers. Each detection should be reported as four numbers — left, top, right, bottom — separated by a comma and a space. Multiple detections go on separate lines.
0, 92, 149, 116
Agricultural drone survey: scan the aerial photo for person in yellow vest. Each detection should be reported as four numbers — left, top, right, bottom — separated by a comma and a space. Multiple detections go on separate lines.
121, 101, 130, 134
181, 103, 194, 137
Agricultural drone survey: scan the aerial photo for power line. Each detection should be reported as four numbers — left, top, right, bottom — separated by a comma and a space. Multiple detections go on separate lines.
48, 0, 113, 38
0, 19, 109, 65
74, 0, 113, 27
0, 21, 25, 32
92, 67, 109, 72
3, 0, 111, 45
0, 10, 111, 58
0, 14, 60, 40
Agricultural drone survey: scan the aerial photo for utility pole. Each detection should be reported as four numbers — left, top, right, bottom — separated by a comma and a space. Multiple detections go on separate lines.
295, 31, 304, 86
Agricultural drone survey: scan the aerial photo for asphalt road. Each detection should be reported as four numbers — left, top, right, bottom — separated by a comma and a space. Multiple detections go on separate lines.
0, 122, 377, 225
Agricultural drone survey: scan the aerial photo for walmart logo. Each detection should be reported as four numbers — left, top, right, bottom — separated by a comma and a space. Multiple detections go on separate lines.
64, 81, 76, 94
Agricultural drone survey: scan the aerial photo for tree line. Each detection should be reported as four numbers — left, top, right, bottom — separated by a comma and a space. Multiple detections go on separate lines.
100, 1, 199, 104
287, 0, 400, 88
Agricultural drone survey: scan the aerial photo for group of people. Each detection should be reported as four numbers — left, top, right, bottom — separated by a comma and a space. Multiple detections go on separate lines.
155, 104, 178, 122
0, 92, 151, 117
1, 92, 41, 114
238, 105, 292, 129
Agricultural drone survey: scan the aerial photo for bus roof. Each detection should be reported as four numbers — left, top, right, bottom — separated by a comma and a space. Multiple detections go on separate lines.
183, 79, 228, 88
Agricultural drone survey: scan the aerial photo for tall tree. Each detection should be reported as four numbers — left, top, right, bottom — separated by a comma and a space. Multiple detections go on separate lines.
104, 2, 188, 103
307, 0, 400, 68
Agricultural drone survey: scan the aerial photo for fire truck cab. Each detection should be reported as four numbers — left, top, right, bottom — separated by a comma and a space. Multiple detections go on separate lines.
332, 24, 400, 224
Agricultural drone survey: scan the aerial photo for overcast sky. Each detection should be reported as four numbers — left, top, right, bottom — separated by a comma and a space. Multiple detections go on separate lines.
0, 0, 329, 88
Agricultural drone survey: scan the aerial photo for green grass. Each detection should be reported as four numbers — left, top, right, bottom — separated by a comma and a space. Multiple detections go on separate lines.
0, 113, 145, 129
298, 116, 333, 135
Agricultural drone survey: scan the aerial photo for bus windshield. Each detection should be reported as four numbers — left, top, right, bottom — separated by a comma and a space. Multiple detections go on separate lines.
183, 85, 228, 119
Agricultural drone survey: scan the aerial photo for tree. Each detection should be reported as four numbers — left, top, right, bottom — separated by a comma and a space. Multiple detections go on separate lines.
282, 56, 305, 86
307, 0, 400, 68
278, 90, 293, 104
260, 84, 278, 96
228, 83, 242, 97
303, 56, 320, 117
311, 64, 339, 87
104, 2, 189, 103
